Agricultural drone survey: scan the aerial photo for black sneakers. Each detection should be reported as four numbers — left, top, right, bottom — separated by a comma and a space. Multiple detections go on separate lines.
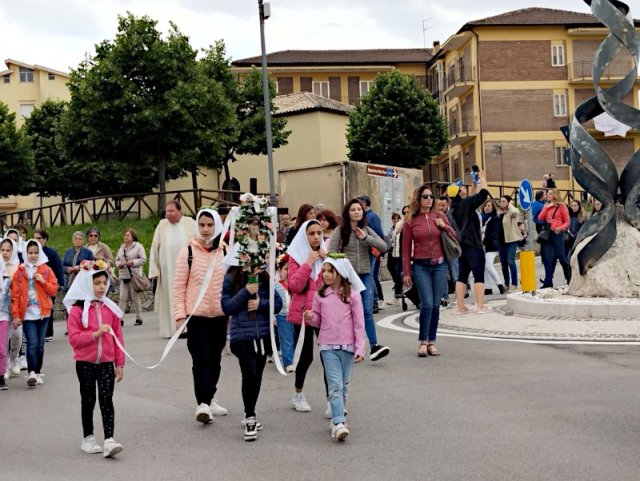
0, 377, 7, 391
370, 345, 390, 361
244, 417, 258, 442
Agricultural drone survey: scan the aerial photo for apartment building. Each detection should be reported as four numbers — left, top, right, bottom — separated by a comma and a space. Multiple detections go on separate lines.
231, 49, 432, 105
0, 59, 70, 126
427, 7, 640, 190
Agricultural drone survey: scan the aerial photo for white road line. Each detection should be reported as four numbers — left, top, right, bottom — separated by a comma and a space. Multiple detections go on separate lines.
376, 312, 640, 346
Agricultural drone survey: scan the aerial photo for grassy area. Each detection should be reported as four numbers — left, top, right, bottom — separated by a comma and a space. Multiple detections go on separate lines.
42, 217, 160, 267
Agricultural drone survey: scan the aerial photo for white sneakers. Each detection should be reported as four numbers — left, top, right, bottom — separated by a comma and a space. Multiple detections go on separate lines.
9, 359, 20, 377
243, 417, 258, 442
81, 435, 102, 454
285, 365, 295, 373
103, 438, 123, 458
36, 373, 44, 385
292, 392, 312, 412
211, 399, 228, 416
26, 371, 37, 388
331, 422, 349, 441
195, 403, 213, 424
18, 355, 27, 371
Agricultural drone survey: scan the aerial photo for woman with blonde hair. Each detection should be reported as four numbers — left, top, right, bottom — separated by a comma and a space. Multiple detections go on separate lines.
402, 185, 456, 357
537, 189, 570, 288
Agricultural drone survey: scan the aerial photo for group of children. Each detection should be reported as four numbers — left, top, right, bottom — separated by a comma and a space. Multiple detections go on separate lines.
1, 204, 366, 460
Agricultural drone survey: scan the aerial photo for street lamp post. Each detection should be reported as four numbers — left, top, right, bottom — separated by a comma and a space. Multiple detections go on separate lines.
258, 0, 277, 206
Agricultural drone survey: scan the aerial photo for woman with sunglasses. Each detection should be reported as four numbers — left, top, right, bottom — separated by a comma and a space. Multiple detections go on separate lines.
402, 187, 456, 357
85, 227, 114, 265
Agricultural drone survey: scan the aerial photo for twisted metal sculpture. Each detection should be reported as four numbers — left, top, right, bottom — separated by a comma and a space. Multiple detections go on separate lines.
564, 0, 640, 275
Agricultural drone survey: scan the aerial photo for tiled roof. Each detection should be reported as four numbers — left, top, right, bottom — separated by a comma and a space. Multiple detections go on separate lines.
465, 7, 638, 28
233, 49, 432, 67
273, 92, 353, 116
3, 59, 70, 77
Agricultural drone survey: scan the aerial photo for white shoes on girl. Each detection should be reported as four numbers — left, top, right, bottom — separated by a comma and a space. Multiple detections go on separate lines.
81, 435, 123, 457
103, 438, 123, 458
81, 435, 102, 454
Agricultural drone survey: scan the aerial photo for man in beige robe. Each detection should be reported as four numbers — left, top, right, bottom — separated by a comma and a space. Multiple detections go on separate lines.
149, 200, 196, 338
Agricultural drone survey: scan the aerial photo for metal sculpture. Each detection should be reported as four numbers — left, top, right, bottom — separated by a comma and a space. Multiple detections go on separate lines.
564, 0, 640, 275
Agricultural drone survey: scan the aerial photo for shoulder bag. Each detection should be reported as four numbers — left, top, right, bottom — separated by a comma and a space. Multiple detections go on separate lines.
124, 247, 150, 293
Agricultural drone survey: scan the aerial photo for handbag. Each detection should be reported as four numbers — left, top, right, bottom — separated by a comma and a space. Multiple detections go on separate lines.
123, 247, 150, 292
441, 231, 462, 260
536, 206, 559, 244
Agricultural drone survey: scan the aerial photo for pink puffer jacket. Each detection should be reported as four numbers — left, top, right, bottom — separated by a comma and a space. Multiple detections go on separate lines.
172, 240, 226, 320
287, 258, 322, 326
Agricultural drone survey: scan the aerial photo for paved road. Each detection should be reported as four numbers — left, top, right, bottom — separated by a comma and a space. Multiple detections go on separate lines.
4, 303, 640, 481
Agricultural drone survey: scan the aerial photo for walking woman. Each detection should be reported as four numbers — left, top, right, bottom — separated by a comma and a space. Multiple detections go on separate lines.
63, 232, 95, 291
328, 199, 390, 361
287, 219, 326, 412
386, 212, 404, 305
285, 204, 316, 245
85, 227, 114, 264
566, 199, 587, 258
116, 229, 147, 326
497, 196, 523, 292
402, 186, 456, 357
537, 189, 571, 288
480, 199, 505, 295
316, 209, 339, 242
173, 208, 229, 424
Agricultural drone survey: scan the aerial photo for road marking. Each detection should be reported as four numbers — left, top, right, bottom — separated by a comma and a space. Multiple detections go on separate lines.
377, 311, 640, 346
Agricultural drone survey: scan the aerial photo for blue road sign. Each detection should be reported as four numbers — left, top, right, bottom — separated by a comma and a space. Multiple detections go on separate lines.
519, 179, 533, 211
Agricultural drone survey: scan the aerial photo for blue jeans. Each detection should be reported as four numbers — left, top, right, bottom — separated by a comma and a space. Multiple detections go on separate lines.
542, 232, 571, 288
443, 258, 459, 300
369, 255, 383, 305
275, 313, 294, 367
320, 349, 354, 425
23, 317, 49, 374
498, 241, 518, 288
412, 261, 448, 342
358, 273, 378, 347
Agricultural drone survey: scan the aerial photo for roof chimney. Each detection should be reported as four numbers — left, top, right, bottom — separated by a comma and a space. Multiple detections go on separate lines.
433, 40, 441, 52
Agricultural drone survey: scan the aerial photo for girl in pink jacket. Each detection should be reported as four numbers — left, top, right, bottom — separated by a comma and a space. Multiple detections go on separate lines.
306, 255, 365, 442
64, 261, 125, 458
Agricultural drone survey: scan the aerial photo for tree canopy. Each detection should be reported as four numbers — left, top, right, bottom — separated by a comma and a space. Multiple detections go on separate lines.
0, 102, 36, 197
346, 70, 448, 169
58, 13, 236, 209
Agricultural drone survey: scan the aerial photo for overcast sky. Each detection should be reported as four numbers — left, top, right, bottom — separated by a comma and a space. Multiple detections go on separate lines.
1, 0, 595, 73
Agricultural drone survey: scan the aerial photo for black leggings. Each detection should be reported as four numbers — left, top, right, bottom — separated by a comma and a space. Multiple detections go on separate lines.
292, 324, 327, 396
186, 316, 228, 405
76, 361, 115, 439
231, 337, 271, 418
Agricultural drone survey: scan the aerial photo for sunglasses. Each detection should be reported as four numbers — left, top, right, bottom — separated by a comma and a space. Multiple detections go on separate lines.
33, 236, 42, 240
421, 194, 434, 199
88, 234, 99, 237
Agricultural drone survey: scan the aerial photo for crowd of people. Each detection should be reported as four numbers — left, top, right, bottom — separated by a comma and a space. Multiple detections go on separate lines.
0, 181, 598, 454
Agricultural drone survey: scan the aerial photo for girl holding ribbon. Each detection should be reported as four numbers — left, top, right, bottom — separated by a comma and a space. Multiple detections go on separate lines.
172, 208, 229, 424
64, 260, 125, 458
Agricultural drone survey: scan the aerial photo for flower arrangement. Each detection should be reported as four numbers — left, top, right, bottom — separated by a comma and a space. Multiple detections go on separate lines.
235, 195, 274, 277
80, 259, 112, 273
327, 253, 346, 260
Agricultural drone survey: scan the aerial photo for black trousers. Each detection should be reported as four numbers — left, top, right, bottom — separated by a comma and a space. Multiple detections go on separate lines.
76, 361, 115, 439
231, 337, 271, 418
292, 324, 328, 396
45, 297, 56, 338
387, 256, 403, 297
186, 315, 228, 405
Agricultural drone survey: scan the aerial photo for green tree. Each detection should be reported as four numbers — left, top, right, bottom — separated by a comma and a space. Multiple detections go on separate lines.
24, 99, 73, 199
346, 70, 448, 169
58, 14, 236, 210
0, 102, 36, 197
199, 44, 290, 183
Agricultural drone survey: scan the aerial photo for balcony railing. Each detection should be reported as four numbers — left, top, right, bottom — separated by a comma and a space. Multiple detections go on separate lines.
448, 115, 476, 138
569, 61, 636, 81
445, 65, 476, 90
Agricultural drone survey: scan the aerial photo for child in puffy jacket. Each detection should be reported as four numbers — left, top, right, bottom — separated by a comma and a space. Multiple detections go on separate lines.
64, 261, 125, 458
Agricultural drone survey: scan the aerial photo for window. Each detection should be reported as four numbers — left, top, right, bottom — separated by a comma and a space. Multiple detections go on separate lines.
3, 75, 9, 84
20, 104, 34, 119
551, 44, 565, 67
19, 67, 34, 83
48, 72, 55, 80
312, 81, 329, 98
555, 145, 568, 167
359, 80, 374, 96
553, 92, 567, 117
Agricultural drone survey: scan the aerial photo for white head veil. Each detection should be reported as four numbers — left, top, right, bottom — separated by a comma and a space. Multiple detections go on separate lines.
24, 239, 49, 266
287, 220, 326, 280
4, 229, 25, 256
323, 256, 366, 293
195, 208, 224, 246
1, 237, 19, 267
63, 262, 123, 328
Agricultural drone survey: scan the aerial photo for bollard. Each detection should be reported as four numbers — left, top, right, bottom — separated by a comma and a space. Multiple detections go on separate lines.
520, 250, 536, 292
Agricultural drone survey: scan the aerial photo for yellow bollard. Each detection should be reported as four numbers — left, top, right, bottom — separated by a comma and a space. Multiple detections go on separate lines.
520, 250, 536, 292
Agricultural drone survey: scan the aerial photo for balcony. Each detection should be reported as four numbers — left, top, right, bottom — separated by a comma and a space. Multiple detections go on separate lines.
448, 116, 477, 146
568, 61, 636, 83
444, 65, 476, 98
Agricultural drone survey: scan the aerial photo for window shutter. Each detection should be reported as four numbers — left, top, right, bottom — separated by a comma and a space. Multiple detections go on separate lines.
277, 77, 293, 95
348, 76, 360, 105
329, 77, 341, 102
300, 77, 312, 92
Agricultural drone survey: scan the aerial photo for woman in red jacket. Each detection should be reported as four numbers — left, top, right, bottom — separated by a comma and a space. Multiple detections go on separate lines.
11, 239, 58, 388
537, 189, 571, 288
402, 186, 457, 357
287, 219, 326, 412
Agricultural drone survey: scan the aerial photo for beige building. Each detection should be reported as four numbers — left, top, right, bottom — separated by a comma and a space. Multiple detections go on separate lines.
426, 7, 640, 194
